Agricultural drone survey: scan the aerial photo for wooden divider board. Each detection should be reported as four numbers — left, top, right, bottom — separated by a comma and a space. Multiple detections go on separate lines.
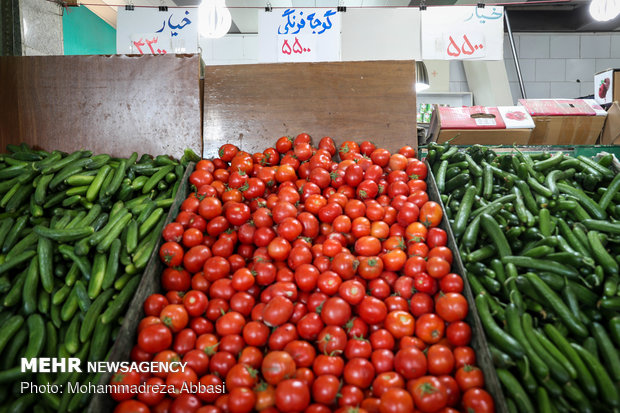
0, 54, 201, 158
203, 60, 417, 158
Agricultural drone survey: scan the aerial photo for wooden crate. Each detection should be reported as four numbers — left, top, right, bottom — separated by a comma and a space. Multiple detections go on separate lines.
426, 163, 509, 413
87, 163, 194, 412
203, 60, 418, 158
0, 55, 202, 158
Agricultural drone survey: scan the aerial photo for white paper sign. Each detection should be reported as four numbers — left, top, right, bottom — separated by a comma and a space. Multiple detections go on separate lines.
422, 6, 503, 60
117, 7, 197, 54
259, 8, 341, 63
341, 8, 421, 61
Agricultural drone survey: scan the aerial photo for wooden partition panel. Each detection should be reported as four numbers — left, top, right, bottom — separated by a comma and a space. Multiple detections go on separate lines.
0, 54, 201, 158
203, 60, 417, 157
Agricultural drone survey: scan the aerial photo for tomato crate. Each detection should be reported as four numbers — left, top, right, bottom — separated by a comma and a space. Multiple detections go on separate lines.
425, 161, 509, 413
87, 162, 194, 412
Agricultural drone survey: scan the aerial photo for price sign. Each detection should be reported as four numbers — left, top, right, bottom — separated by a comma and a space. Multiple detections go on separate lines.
422, 6, 503, 60
259, 8, 341, 63
277, 35, 318, 62
130, 34, 170, 55
117, 7, 197, 54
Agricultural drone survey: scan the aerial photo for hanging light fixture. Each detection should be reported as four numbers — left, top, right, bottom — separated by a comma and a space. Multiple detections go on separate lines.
416, 61, 430, 93
198, 0, 232, 39
590, 0, 620, 21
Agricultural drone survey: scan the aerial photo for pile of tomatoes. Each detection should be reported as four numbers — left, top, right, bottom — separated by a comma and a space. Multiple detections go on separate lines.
112, 135, 494, 413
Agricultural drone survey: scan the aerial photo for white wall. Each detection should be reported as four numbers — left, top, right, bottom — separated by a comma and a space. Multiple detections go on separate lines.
503, 32, 620, 102
19, 0, 63, 56
201, 35, 259, 65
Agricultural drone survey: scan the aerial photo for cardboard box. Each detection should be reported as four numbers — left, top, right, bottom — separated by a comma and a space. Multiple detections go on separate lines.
594, 69, 620, 105
519, 99, 607, 145
601, 101, 620, 145
428, 105, 534, 145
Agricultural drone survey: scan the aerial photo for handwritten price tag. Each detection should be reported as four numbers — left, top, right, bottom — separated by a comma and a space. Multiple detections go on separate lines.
277, 35, 317, 62
130, 33, 170, 55
443, 32, 486, 59
421, 6, 502, 60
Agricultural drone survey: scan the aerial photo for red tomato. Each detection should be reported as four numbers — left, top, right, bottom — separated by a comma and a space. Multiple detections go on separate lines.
183, 290, 208, 317
113, 400, 150, 413
455, 365, 485, 391
144, 294, 169, 317
461, 388, 494, 413
138, 324, 172, 353
446, 321, 472, 347
419, 201, 443, 228
159, 242, 184, 267
394, 346, 427, 380
160, 304, 189, 332
415, 313, 445, 344
275, 379, 310, 412
435, 292, 468, 322
427, 227, 447, 248
262, 351, 296, 386
162, 222, 184, 243
454, 346, 476, 369
312, 374, 340, 405
379, 388, 414, 413
409, 376, 448, 413
343, 358, 375, 389
440, 273, 463, 293
109, 371, 140, 401
384, 310, 415, 339
427, 344, 455, 376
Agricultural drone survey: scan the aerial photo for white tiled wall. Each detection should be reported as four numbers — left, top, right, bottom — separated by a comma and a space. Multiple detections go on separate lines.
200, 34, 259, 65
504, 32, 620, 102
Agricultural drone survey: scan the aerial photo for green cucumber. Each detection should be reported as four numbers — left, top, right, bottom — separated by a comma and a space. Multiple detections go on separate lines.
79, 288, 115, 343
524, 272, 588, 338
74, 280, 91, 313
88, 253, 107, 299
24, 314, 45, 359
571, 343, 619, 407
505, 304, 549, 379
587, 230, 619, 276
544, 324, 598, 398
475, 293, 524, 359
85, 164, 112, 202
33, 225, 94, 242
497, 368, 534, 413
591, 322, 620, 381
37, 237, 54, 294
102, 239, 121, 290
502, 256, 579, 279
100, 275, 140, 324
3, 269, 27, 307
96, 212, 132, 253
22, 257, 39, 315
58, 245, 91, 280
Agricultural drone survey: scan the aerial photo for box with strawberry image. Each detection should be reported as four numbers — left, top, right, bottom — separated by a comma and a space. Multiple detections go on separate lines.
594, 69, 615, 105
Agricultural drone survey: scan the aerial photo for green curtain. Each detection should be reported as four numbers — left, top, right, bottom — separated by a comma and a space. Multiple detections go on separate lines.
0, 0, 21, 56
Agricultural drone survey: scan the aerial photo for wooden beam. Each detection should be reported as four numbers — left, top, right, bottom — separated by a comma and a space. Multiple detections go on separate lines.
84, 1, 117, 28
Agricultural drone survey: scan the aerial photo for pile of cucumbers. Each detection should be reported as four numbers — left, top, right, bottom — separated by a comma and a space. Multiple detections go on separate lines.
428, 143, 620, 413
0, 144, 197, 412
